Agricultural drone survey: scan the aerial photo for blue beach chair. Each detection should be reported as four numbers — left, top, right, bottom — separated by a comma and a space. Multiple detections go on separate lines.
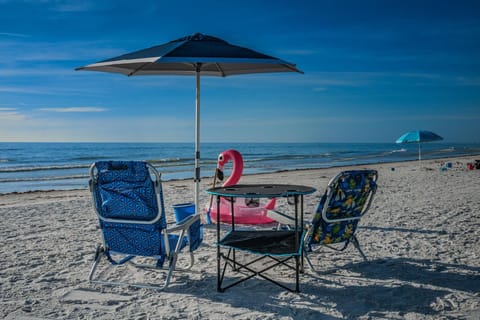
268, 170, 378, 272
88, 161, 203, 290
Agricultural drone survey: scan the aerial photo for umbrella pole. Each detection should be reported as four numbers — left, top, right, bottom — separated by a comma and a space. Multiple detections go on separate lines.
205, 168, 218, 224
194, 65, 201, 216
418, 142, 421, 163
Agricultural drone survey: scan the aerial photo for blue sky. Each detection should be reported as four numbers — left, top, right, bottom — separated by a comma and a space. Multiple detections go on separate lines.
1, 0, 479, 143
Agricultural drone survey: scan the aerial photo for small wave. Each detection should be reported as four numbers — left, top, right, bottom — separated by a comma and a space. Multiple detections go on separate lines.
71, 155, 114, 161
147, 159, 196, 168
436, 147, 456, 153
246, 153, 331, 163
0, 148, 20, 151
0, 164, 89, 173
0, 159, 9, 163
0, 174, 89, 183
147, 157, 191, 164
391, 148, 407, 153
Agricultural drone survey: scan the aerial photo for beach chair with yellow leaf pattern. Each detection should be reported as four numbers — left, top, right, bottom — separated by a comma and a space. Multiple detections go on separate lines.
268, 170, 378, 272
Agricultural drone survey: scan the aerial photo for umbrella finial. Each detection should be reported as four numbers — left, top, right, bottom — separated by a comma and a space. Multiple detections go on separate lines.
191, 32, 204, 40
173, 33, 206, 43
174, 33, 224, 43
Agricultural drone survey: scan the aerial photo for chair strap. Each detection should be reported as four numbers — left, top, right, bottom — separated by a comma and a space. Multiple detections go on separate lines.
323, 240, 350, 252
105, 250, 135, 265
104, 249, 167, 268
308, 239, 350, 252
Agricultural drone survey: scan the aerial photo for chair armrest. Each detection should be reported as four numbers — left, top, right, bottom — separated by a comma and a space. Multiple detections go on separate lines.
267, 209, 305, 229
167, 214, 201, 233
267, 209, 296, 225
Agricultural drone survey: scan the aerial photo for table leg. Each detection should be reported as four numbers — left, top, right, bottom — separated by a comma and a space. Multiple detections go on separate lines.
294, 195, 300, 292
295, 255, 300, 293
230, 196, 237, 270
216, 196, 221, 292
300, 195, 305, 272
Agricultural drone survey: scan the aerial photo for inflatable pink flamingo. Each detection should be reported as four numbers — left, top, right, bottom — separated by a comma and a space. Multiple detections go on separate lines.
206, 149, 276, 224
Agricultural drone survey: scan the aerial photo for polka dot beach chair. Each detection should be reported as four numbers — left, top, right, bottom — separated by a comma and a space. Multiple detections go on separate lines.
268, 170, 378, 272
88, 161, 203, 290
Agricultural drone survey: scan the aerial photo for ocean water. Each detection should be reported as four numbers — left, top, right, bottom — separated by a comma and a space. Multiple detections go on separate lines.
1, 142, 479, 194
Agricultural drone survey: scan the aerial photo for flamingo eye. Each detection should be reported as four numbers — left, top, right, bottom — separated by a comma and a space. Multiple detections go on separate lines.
218, 155, 224, 161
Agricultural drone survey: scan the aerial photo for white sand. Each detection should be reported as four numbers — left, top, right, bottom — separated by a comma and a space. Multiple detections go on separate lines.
1, 156, 479, 319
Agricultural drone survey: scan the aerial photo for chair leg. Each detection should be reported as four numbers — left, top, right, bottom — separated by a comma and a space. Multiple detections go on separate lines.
88, 246, 175, 291
157, 252, 194, 271
304, 251, 318, 273
88, 245, 103, 283
163, 253, 178, 289
302, 237, 367, 275
351, 235, 367, 261
186, 252, 195, 270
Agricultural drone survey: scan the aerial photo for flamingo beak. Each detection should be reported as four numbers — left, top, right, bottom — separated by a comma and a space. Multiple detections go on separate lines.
216, 168, 224, 181
217, 154, 225, 181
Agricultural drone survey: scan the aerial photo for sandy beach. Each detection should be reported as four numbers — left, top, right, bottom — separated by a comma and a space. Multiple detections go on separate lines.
1, 156, 479, 319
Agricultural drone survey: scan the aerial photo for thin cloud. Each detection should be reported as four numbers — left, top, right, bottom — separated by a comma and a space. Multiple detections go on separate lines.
0, 86, 47, 94
38, 107, 107, 113
453, 76, 480, 87
0, 32, 29, 38
53, 2, 95, 12
0, 68, 76, 77
280, 49, 319, 56
0, 85, 94, 96
0, 39, 126, 63
303, 72, 480, 89
0, 114, 193, 142
0, 108, 26, 120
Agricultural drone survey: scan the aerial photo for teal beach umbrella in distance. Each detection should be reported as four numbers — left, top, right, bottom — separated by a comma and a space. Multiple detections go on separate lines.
396, 130, 443, 162
75, 33, 303, 217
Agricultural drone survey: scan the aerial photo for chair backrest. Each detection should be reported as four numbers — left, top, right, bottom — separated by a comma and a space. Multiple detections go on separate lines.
89, 161, 167, 256
309, 170, 378, 245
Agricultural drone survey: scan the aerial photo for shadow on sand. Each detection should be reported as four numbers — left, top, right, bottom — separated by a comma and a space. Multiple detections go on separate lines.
173, 257, 479, 319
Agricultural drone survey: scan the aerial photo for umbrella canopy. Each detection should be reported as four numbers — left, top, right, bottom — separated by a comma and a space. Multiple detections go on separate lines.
76, 33, 302, 216
396, 130, 443, 161
76, 33, 302, 76
395, 130, 443, 144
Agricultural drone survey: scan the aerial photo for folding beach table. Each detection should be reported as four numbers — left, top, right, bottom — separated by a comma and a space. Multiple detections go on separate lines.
206, 184, 316, 292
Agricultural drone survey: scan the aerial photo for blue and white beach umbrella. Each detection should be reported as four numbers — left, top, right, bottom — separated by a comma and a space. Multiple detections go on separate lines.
76, 33, 302, 216
396, 130, 443, 161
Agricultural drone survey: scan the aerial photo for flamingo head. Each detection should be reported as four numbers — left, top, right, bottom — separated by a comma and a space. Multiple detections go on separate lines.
216, 149, 244, 186
217, 151, 228, 171
216, 152, 227, 181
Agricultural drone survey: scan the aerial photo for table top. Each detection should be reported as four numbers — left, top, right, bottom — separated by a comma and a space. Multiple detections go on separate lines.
206, 183, 316, 198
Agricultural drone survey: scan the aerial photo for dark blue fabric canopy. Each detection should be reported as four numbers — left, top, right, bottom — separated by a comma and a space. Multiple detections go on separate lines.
76, 33, 302, 77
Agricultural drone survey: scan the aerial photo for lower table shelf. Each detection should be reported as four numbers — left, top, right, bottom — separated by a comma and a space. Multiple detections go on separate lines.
217, 230, 305, 292
219, 230, 304, 256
